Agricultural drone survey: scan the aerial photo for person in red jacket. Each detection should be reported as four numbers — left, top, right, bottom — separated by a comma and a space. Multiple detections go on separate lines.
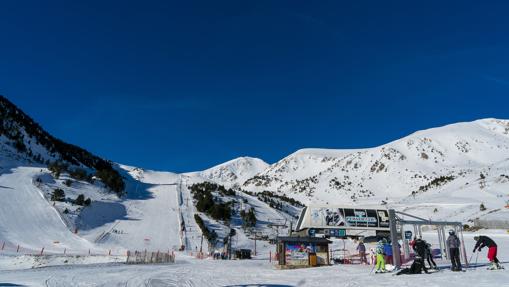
473, 235, 503, 270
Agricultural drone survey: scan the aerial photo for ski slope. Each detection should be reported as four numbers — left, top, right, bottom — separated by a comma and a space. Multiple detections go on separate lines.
84, 184, 183, 252
0, 164, 207, 256
0, 167, 97, 253
77, 166, 206, 253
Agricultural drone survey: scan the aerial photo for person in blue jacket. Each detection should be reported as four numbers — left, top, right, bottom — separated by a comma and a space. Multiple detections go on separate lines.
384, 240, 393, 265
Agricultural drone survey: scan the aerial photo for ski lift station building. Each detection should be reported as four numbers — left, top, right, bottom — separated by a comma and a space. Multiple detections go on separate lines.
294, 205, 392, 239
287, 205, 467, 268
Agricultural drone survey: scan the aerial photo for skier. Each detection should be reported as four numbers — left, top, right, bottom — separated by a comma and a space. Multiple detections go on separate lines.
396, 255, 429, 275
412, 236, 427, 259
425, 242, 437, 269
384, 240, 393, 265
357, 239, 367, 264
473, 235, 503, 270
409, 236, 417, 250
375, 239, 387, 273
369, 247, 376, 265
447, 229, 462, 271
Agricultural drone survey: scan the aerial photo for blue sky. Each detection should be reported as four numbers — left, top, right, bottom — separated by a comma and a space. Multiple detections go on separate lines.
1, 1, 509, 172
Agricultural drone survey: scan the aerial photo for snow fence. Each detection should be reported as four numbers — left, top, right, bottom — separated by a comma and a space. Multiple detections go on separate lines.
474, 218, 509, 229
126, 250, 176, 264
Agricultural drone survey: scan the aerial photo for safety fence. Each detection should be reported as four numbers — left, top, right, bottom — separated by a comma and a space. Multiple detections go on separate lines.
126, 250, 176, 264
474, 218, 509, 229
0, 240, 126, 257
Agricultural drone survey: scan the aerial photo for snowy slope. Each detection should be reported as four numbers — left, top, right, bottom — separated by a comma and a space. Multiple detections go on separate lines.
243, 119, 509, 223
186, 157, 269, 188
0, 167, 98, 253
78, 165, 208, 253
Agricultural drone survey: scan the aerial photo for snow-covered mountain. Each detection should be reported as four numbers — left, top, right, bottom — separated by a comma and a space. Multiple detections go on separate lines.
0, 96, 292, 255
243, 118, 509, 223
2, 93, 509, 259
187, 157, 269, 188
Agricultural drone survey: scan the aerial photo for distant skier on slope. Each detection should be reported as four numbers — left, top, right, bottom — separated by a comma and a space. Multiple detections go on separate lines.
447, 230, 462, 271
473, 235, 503, 270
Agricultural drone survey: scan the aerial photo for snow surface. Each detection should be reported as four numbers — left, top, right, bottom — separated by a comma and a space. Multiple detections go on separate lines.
0, 167, 97, 254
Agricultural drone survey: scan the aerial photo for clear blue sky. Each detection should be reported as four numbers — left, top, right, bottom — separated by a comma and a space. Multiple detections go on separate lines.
1, 1, 509, 172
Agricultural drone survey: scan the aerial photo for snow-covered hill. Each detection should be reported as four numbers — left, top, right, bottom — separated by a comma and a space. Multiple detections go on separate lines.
243, 119, 509, 223
186, 157, 269, 188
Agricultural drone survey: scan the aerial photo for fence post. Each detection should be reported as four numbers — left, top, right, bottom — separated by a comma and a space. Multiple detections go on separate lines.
108, 249, 111, 256
88, 249, 91, 255
16, 245, 20, 253
40, 247, 44, 255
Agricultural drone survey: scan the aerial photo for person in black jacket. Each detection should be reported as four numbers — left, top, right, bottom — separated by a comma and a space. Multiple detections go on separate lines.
413, 237, 427, 259
425, 243, 437, 269
473, 235, 502, 270
396, 255, 429, 275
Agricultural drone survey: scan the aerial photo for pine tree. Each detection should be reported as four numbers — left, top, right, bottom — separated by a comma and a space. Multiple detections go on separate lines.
51, 188, 65, 201
75, 194, 85, 206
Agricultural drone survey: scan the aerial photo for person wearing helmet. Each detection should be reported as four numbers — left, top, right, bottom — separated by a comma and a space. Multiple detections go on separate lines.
447, 229, 462, 271
473, 235, 503, 270
375, 239, 387, 273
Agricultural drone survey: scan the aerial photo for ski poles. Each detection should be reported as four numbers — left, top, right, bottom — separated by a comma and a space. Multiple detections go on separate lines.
473, 251, 479, 270
467, 253, 474, 270
370, 263, 377, 274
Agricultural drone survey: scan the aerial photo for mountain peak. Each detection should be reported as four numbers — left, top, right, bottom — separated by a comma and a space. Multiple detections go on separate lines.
189, 156, 269, 188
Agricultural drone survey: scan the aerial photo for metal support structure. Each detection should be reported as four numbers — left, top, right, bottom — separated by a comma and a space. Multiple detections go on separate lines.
437, 227, 445, 260
389, 209, 465, 269
442, 226, 450, 260
388, 209, 401, 268
459, 226, 469, 267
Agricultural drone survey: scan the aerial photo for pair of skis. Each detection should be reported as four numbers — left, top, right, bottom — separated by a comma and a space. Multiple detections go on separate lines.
468, 252, 504, 271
